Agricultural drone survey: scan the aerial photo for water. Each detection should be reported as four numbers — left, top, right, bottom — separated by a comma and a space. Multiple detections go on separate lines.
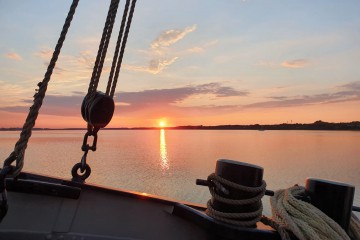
0, 130, 359, 216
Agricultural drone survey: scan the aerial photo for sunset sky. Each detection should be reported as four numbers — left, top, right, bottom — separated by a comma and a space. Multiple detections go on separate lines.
1, 1, 360, 128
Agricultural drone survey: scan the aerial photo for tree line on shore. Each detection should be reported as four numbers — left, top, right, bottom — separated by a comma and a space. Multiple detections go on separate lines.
0, 120, 360, 131
2, 120, 359, 131
171, 121, 360, 130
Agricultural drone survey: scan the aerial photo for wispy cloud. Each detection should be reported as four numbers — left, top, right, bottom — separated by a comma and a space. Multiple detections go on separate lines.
125, 24, 198, 74
0, 81, 32, 107
34, 48, 95, 71
340, 81, 360, 91
151, 25, 197, 50
125, 57, 178, 74
33, 48, 52, 60
5, 52, 23, 61
187, 40, 219, 54
257, 59, 309, 69
76, 51, 96, 70
246, 81, 360, 108
281, 59, 309, 68
124, 26, 218, 75
31, 48, 101, 92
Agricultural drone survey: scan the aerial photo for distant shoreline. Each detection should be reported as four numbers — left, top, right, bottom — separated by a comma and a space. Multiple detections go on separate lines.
1, 121, 360, 131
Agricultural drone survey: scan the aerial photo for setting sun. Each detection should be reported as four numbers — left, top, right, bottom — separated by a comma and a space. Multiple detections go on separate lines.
159, 121, 166, 128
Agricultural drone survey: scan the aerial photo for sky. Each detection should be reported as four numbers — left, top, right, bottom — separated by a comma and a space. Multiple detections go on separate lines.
0, 0, 360, 128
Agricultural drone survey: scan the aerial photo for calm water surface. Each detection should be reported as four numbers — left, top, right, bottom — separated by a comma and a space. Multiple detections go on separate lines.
0, 130, 359, 215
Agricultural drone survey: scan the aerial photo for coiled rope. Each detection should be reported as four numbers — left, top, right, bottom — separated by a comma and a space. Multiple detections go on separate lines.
205, 173, 266, 227
270, 186, 360, 240
349, 214, 360, 239
205, 173, 291, 239
205, 175, 360, 240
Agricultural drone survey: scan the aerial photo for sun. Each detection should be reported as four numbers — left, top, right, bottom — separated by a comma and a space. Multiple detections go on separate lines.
159, 121, 166, 128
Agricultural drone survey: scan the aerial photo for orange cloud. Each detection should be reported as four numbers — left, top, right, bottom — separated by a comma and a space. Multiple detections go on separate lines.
0, 81, 31, 107
5, 52, 23, 61
281, 59, 308, 68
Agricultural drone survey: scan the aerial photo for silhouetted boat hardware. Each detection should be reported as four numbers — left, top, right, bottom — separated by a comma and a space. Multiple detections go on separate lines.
1, 161, 360, 239
0, 171, 281, 240
1, 1, 360, 240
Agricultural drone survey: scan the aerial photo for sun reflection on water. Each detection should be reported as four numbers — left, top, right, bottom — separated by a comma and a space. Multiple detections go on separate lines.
160, 129, 169, 170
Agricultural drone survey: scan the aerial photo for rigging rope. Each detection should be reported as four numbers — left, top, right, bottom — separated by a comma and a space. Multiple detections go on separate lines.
106, 0, 131, 96
88, 0, 120, 95
88, 0, 137, 97
2, 0, 80, 177
107, 0, 137, 98
72, 0, 137, 182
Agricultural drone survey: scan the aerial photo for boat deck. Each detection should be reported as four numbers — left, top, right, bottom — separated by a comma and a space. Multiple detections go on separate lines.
0, 172, 280, 240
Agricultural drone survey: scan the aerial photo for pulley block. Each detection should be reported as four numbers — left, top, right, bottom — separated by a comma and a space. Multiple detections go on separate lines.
81, 91, 115, 128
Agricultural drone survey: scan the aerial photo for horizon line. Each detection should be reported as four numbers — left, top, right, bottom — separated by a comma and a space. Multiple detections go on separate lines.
1, 120, 360, 130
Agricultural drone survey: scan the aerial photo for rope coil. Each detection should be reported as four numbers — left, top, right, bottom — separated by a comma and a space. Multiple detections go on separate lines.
349, 214, 360, 239
205, 173, 266, 227
203, 175, 360, 240
270, 186, 360, 240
